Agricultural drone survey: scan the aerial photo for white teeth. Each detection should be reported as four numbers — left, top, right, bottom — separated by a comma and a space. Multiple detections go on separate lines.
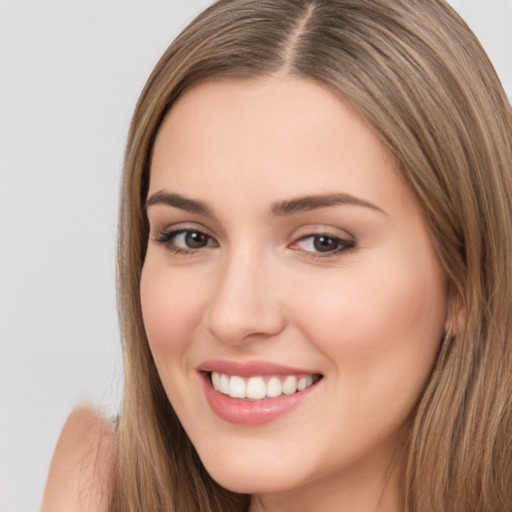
219, 373, 230, 394
210, 372, 317, 400
266, 376, 282, 398
212, 371, 221, 391
246, 376, 267, 400
229, 376, 246, 398
282, 375, 297, 395
297, 376, 313, 391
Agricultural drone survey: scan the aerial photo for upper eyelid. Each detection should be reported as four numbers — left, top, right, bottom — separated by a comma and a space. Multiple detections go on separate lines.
152, 221, 215, 237
290, 224, 355, 241
151, 221, 355, 245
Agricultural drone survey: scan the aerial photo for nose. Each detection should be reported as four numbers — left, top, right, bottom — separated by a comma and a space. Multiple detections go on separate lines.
206, 250, 286, 345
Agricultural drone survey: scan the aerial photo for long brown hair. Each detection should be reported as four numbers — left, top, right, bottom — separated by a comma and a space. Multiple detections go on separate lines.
113, 1, 512, 510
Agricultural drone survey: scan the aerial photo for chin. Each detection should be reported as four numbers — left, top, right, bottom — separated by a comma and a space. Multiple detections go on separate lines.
200, 453, 300, 495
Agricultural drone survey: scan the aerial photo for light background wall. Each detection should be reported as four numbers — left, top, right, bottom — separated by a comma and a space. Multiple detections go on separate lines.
1, 1, 511, 511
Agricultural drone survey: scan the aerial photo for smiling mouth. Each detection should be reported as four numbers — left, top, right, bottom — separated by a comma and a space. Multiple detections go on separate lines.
208, 371, 323, 401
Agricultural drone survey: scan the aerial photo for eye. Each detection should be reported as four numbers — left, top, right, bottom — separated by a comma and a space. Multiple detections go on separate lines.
155, 228, 216, 253
176, 230, 211, 249
292, 233, 354, 255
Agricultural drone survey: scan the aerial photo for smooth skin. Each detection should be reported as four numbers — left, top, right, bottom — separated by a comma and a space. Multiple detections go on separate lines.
43, 75, 447, 512
141, 75, 448, 512
41, 407, 114, 512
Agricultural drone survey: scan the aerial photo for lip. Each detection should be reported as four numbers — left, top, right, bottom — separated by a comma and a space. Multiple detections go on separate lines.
197, 359, 318, 377
198, 359, 322, 425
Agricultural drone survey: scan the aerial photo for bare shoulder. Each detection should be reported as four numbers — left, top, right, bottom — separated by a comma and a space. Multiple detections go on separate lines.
41, 406, 116, 512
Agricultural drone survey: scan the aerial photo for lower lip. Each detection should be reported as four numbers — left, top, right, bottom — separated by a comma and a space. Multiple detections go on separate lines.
201, 373, 319, 425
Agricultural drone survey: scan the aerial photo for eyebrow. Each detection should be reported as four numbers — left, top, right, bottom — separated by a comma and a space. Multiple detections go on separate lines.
271, 193, 385, 216
145, 191, 385, 217
145, 191, 214, 216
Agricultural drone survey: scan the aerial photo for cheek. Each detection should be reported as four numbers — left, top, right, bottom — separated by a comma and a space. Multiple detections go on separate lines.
140, 261, 207, 360
291, 254, 446, 388
290, 260, 447, 448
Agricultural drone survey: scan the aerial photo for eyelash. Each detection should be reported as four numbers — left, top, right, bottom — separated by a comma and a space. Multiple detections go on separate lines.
292, 233, 355, 258
153, 228, 355, 258
154, 229, 216, 256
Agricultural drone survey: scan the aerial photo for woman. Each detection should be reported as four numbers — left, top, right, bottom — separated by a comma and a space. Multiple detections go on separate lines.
42, 0, 512, 511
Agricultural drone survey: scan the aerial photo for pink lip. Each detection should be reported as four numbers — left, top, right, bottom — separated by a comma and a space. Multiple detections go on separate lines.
197, 359, 317, 377
197, 360, 321, 426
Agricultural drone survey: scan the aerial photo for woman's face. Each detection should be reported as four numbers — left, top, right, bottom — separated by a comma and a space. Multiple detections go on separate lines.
141, 76, 447, 506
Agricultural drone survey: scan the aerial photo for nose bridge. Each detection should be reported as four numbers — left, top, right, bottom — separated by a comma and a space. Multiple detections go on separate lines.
206, 244, 285, 344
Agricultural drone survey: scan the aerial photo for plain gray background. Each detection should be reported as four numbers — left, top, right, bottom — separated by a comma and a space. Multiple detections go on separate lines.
1, 1, 511, 511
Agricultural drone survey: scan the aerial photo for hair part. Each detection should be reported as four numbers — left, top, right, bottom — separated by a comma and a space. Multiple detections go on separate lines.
114, 1, 512, 511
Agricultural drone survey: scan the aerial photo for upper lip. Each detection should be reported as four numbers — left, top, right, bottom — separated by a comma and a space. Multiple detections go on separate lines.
197, 359, 321, 377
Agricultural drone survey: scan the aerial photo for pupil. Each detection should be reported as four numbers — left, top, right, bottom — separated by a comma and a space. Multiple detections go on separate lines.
314, 236, 338, 252
185, 231, 207, 248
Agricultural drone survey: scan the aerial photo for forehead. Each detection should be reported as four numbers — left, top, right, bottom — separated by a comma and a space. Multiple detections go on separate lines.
153, 75, 382, 162
149, 75, 408, 214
